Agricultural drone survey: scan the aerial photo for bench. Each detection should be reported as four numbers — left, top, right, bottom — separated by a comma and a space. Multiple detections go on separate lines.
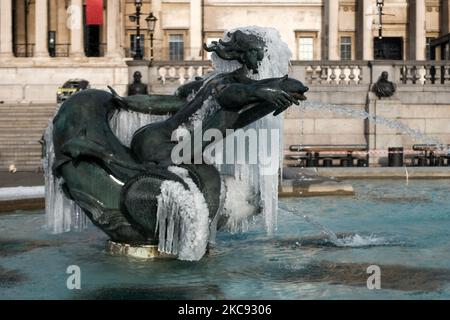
412, 144, 450, 167
287, 144, 369, 167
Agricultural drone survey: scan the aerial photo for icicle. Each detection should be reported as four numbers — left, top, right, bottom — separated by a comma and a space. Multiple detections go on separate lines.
156, 166, 210, 261
109, 110, 169, 147
43, 111, 88, 234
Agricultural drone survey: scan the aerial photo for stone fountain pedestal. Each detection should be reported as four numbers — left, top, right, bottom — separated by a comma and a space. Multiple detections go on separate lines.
367, 93, 404, 166
106, 240, 176, 259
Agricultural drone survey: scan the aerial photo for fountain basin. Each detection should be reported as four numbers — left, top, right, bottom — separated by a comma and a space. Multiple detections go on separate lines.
1, 179, 450, 299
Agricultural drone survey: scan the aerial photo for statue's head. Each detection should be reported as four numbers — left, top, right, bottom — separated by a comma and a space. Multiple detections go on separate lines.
279, 76, 309, 101
380, 71, 389, 81
203, 30, 266, 74
133, 71, 143, 82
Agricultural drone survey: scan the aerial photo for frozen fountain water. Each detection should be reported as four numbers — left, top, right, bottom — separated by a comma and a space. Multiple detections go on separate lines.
210, 26, 292, 235
43, 109, 88, 233
109, 110, 170, 147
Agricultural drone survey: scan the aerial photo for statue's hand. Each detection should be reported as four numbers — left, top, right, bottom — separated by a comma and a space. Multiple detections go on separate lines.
255, 87, 299, 109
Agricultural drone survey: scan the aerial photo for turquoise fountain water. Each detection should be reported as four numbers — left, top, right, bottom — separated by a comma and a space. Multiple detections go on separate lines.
1, 179, 450, 299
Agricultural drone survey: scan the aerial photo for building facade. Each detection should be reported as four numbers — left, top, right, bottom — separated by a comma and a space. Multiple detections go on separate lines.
1, 1, 450, 172
1, 0, 450, 62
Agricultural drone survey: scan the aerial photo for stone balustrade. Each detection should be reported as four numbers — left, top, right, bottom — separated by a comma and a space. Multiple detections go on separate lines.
398, 61, 450, 85
148, 60, 450, 93
369, 60, 450, 86
152, 61, 214, 86
291, 61, 366, 85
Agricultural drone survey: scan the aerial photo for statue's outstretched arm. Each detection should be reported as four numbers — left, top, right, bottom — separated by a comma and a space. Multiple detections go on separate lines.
121, 94, 185, 115
215, 80, 298, 111
108, 86, 185, 115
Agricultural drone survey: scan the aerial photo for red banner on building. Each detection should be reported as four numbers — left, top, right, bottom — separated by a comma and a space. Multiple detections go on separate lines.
86, 0, 104, 25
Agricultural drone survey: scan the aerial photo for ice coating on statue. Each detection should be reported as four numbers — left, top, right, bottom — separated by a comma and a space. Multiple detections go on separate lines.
109, 111, 170, 147
156, 166, 210, 261
43, 117, 88, 233
211, 26, 292, 234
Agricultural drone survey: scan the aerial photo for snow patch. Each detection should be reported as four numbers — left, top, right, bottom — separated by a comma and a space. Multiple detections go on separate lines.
0, 186, 45, 201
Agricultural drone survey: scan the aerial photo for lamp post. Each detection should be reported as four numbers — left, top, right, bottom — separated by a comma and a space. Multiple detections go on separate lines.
145, 12, 157, 61
129, 1, 157, 61
376, 0, 384, 39
129, 0, 143, 60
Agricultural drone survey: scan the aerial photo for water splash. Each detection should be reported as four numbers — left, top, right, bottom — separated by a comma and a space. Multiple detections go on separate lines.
301, 215, 390, 247
301, 215, 343, 246
297, 100, 449, 152
337, 233, 388, 247
280, 203, 390, 248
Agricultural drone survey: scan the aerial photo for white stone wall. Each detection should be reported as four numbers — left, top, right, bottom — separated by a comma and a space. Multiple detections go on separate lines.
0, 59, 129, 103
205, 3, 323, 60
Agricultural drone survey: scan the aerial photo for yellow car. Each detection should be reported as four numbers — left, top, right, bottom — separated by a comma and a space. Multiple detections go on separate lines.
57, 79, 90, 103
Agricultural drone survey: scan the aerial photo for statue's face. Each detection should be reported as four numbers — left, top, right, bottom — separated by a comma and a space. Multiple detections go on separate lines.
381, 71, 389, 80
134, 72, 142, 81
204, 30, 266, 74
243, 49, 263, 74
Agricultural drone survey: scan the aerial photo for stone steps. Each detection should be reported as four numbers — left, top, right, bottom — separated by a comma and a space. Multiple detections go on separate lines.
0, 136, 43, 141
0, 108, 56, 114
0, 104, 55, 171
0, 127, 47, 133
0, 123, 50, 128
1, 145, 42, 151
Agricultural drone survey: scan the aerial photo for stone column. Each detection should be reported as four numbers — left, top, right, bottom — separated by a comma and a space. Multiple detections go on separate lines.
106, 0, 121, 57
409, 0, 426, 60
151, 0, 162, 60
57, 1, 69, 45
70, 0, 84, 57
441, 0, 450, 35
327, 0, 339, 60
362, 0, 374, 60
190, 0, 202, 60
14, 0, 26, 52
0, 0, 14, 58
34, 0, 49, 57
414, 0, 426, 60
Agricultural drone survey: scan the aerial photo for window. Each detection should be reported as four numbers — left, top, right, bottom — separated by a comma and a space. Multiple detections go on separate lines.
374, 37, 403, 60
426, 37, 436, 60
169, 34, 184, 61
130, 34, 145, 56
298, 37, 314, 60
340, 36, 352, 60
